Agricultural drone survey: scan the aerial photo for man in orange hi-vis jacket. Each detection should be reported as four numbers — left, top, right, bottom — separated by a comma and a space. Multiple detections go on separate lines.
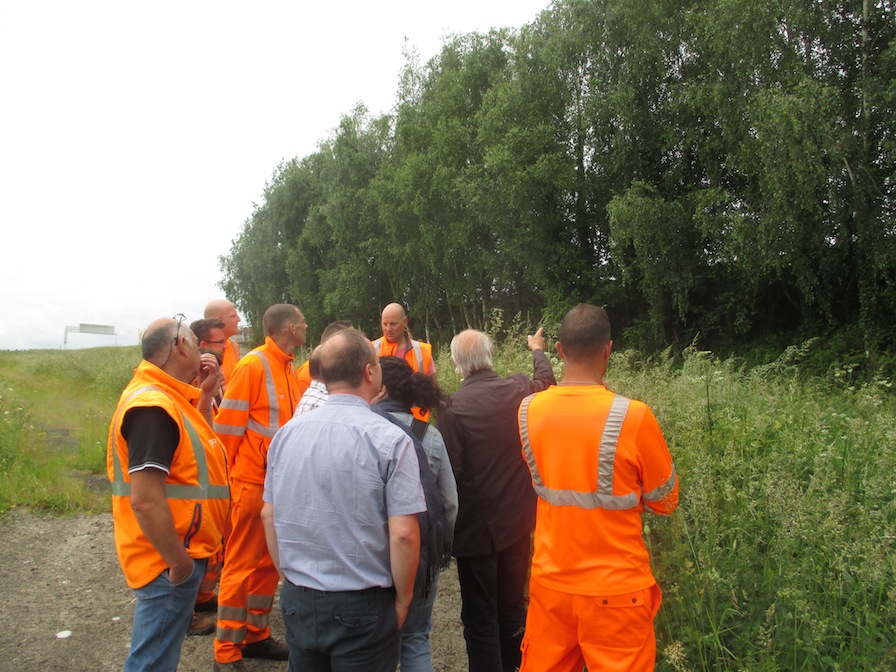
517, 304, 679, 672
212, 304, 307, 672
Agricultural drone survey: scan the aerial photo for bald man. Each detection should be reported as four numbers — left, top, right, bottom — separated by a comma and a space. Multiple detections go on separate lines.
204, 299, 242, 380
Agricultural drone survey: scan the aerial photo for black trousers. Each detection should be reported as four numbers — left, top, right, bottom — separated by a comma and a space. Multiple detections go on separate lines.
456, 532, 531, 672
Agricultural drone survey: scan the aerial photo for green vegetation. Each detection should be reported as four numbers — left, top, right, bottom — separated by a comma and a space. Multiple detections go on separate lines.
219, 0, 896, 366
3, 333, 895, 669
0, 346, 141, 514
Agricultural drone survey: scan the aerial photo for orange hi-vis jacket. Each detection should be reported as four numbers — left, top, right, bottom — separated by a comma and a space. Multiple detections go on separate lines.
518, 384, 678, 595
221, 337, 242, 382
107, 360, 230, 589
295, 359, 312, 401
213, 337, 300, 484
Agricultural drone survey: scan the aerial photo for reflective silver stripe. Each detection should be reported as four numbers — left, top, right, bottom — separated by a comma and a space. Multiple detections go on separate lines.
215, 624, 247, 643
410, 340, 423, 372
111, 482, 232, 499
217, 604, 247, 621
110, 385, 228, 501
248, 418, 277, 438
598, 395, 630, 495
644, 464, 677, 501
373, 338, 383, 350
248, 612, 271, 628
247, 351, 280, 436
212, 423, 245, 436
532, 485, 640, 510
248, 593, 275, 610
219, 398, 250, 411
519, 393, 544, 489
520, 391, 640, 510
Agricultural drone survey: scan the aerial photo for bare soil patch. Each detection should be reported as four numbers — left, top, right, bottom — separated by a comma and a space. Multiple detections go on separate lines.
0, 508, 467, 671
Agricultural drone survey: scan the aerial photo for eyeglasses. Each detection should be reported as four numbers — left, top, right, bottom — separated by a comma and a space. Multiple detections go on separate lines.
160, 314, 187, 367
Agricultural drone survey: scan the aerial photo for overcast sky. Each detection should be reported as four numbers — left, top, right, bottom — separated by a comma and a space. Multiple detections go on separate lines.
0, 1, 550, 351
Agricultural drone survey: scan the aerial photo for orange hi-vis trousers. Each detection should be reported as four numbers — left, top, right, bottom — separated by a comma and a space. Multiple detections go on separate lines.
213, 480, 279, 664
519, 579, 662, 672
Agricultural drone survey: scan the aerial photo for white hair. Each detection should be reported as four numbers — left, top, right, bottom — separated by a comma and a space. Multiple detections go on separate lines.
450, 330, 493, 377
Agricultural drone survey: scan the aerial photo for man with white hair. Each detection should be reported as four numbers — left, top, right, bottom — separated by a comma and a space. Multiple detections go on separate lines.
437, 327, 556, 672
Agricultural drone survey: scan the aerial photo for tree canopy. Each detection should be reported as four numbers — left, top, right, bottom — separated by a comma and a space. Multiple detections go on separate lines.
220, 0, 896, 356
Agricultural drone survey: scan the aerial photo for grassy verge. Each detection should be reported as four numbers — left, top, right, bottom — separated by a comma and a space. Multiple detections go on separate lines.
0, 346, 141, 514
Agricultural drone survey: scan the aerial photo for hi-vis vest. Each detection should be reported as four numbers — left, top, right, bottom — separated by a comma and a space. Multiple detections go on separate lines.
214, 338, 300, 483
108, 361, 230, 589
373, 336, 428, 373
518, 384, 678, 594
373, 335, 434, 422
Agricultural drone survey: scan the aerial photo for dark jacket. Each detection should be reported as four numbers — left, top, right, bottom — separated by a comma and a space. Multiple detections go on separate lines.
437, 349, 556, 557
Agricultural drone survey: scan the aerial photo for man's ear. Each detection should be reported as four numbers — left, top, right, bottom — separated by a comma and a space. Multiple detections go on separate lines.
555, 341, 565, 360
176, 335, 190, 358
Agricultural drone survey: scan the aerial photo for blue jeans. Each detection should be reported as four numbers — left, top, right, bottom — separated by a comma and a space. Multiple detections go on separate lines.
124, 558, 206, 672
399, 572, 440, 672
456, 533, 531, 672
280, 581, 399, 672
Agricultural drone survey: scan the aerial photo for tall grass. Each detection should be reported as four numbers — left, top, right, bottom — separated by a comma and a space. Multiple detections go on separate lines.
610, 346, 896, 672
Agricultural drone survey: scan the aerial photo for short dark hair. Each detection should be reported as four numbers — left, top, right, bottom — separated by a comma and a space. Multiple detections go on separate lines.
190, 318, 225, 343
262, 304, 300, 336
559, 304, 611, 361
380, 356, 446, 414
319, 329, 375, 389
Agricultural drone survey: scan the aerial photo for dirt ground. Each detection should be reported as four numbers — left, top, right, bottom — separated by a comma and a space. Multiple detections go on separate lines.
0, 507, 467, 671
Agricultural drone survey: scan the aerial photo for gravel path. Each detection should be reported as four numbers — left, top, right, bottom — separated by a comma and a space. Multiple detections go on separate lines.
0, 508, 467, 671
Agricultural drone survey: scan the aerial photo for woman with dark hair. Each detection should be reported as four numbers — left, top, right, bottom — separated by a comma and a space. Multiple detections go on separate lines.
376, 356, 458, 672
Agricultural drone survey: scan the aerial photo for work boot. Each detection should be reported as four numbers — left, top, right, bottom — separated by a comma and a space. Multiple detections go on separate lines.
187, 612, 215, 636
213, 661, 246, 672
242, 636, 289, 660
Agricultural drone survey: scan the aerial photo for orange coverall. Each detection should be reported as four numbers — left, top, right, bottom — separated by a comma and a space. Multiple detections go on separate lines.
518, 384, 678, 672
212, 337, 300, 665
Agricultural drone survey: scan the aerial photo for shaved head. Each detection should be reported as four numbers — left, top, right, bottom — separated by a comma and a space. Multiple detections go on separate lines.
381, 302, 408, 345
204, 299, 240, 337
